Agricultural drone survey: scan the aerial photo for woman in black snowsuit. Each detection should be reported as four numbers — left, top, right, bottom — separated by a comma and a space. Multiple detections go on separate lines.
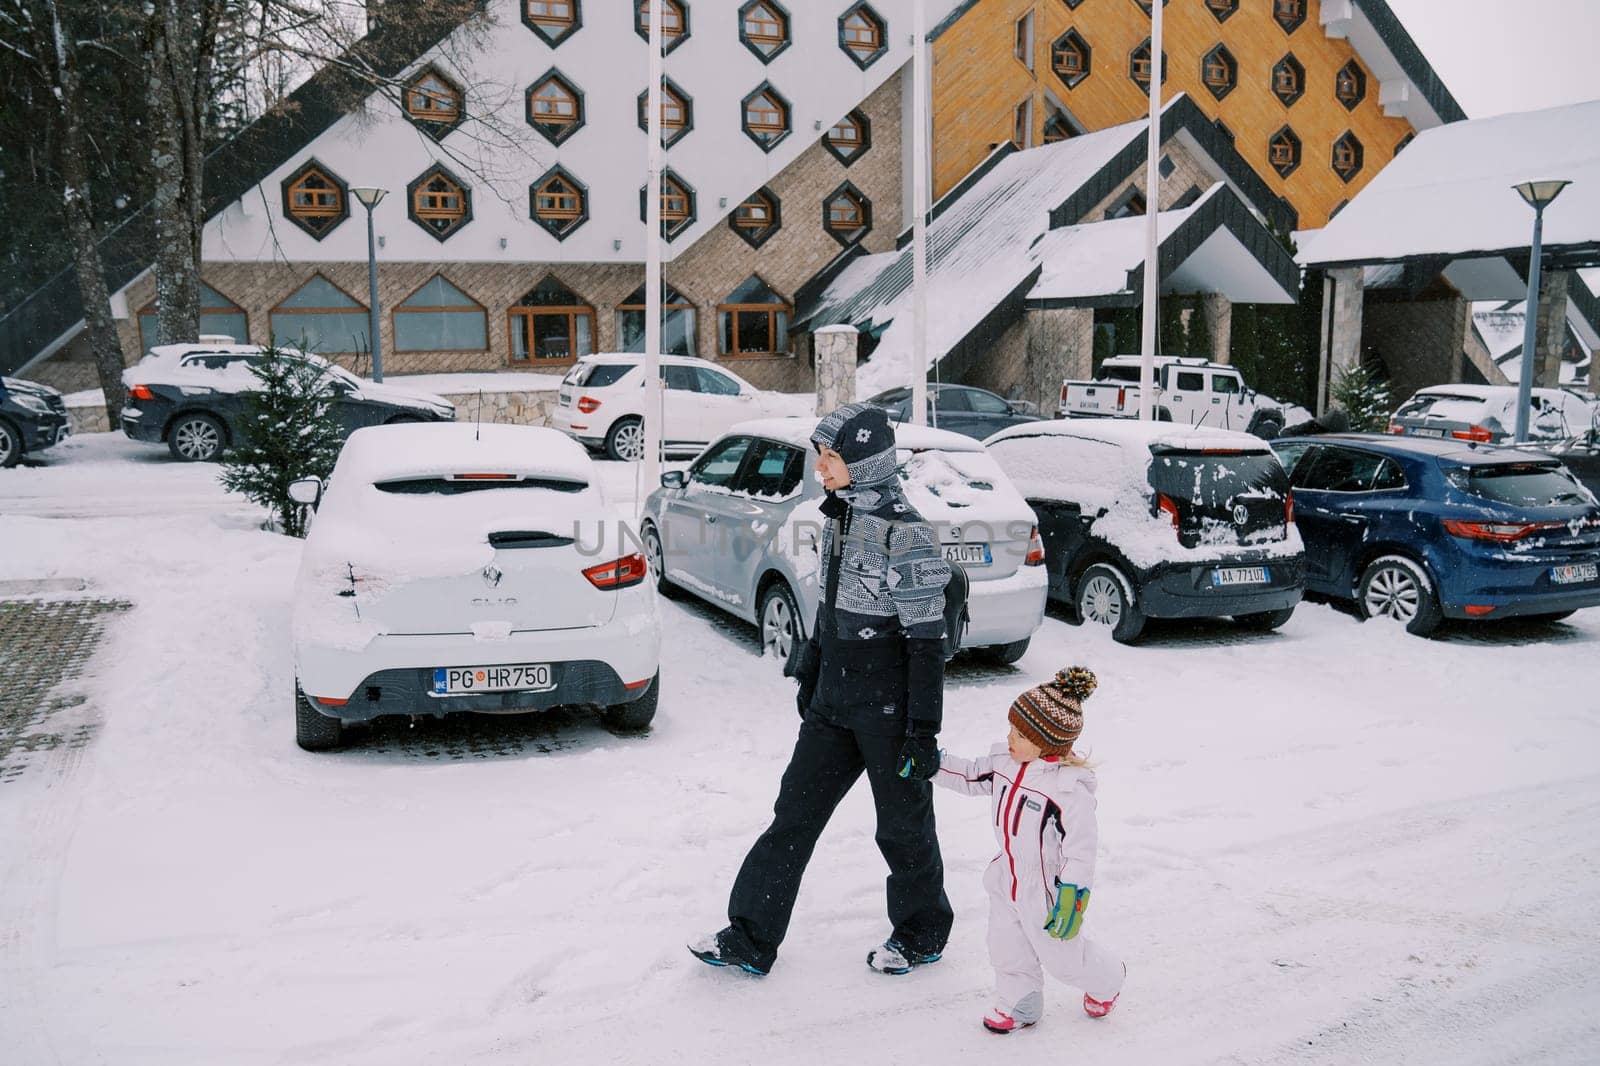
691, 402, 954, 977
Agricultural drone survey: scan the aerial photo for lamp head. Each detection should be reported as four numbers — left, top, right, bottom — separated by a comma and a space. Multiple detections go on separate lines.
1513, 180, 1570, 210
351, 186, 389, 208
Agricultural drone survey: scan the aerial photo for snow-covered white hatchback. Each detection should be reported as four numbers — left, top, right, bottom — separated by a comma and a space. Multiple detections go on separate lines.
550, 354, 808, 461
290, 423, 661, 750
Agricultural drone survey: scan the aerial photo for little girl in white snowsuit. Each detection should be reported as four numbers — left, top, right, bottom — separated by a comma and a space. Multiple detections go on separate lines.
934, 666, 1124, 1033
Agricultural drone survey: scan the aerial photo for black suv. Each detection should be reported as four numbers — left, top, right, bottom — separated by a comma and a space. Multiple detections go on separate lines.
1, 376, 71, 468
985, 420, 1305, 642
121, 345, 455, 461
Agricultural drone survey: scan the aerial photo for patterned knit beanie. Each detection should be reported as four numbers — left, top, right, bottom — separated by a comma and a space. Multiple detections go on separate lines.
1009, 667, 1098, 756
811, 402, 899, 488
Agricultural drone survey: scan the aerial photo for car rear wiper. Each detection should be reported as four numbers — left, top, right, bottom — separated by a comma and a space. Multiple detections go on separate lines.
488, 531, 575, 549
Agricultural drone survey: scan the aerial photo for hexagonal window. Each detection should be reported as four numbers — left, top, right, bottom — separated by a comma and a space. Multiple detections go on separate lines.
742, 82, 791, 152
839, 4, 887, 70
529, 166, 588, 241
522, 0, 581, 47
281, 160, 348, 241
1061, 0, 1085, 8
635, 0, 689, 54
1201, 44, 1237, 101
638, 78, 693, 147
1271, 53, 1305, 107
527, 70, 584, 146
1051, 29, 1091, 90
1204, 0, 1237, 22
407, 166, 471, 241
1332, 131, 1364, 183
1395, 131, 1415, 155
824, 109, 871, 166
403, 67, 463, 139
1268, 126, 1302, 179
824, 181, 871, 247
1129, 38, 1167, 90
730, 186, 781, 249
1273, 0, 1305, 34
739, 1, 790, 64
640, 170, 696, 241
1335, 59, 1367, 111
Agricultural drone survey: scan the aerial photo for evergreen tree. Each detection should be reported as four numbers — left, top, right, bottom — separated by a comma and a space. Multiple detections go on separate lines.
219, 346, 345, 538
1331, 363, 1392, 432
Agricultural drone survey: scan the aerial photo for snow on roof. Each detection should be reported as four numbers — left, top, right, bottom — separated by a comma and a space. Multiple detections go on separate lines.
986, 417, 1273, 454
729, 416, 986, 454
332, 423, 594, 485
1300, 100, 1600, 269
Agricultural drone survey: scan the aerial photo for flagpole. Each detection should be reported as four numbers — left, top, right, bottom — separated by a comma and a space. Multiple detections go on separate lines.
642, 0, 664, 503
1138, 0, 1163, 421
910, 0, 930, 427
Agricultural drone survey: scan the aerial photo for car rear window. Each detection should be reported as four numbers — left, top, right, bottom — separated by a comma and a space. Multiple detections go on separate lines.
900, 449, 1000, 509
373, 476, 589, 495
1446, 462, 1592, 506
1395, 393, 1493, 422
568, 363, 633, 389
1147, 448, 1290, 546
1099, 364, 1140, 382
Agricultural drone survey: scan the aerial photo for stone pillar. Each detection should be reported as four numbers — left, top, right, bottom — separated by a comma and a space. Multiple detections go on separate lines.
1021, 307, 1093, 416
1201, 294, 1232, 364
1317, 267, 1365, 415
1535, 269, 1571, 388
813, 324, 859, 415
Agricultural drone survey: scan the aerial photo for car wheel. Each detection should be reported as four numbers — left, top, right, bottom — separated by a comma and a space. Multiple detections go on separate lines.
601, 672, 659, 731
641, 522, 682, 599
0, 418, 20, 469
294, 683, 345, 751
1076, 562, 1146, 644
759, 580, 805, 674
168, 413, 226, 462
605, 417, 646, 462
1233, 606, 1296, 632
979, 637, 1031, 665
1357, 555, 1442, 637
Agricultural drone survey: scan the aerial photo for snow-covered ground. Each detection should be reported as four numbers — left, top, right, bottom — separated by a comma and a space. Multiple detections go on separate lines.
3, 434, 1598, 1064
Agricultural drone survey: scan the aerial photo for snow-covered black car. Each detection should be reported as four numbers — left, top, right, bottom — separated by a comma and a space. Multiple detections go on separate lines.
0, 375, 71, 468
985, 420, 1305, 643
120, 344, 454, 461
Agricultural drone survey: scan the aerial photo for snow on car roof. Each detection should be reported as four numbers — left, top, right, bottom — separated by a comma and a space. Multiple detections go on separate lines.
1310, 432, 1569, 466
334, 423, 594, 485
578, 352, 706, 367
728, 416, 987, 453
145, 342, 270, 361
1411, 383, 1576, 401
986, 418, 1272, 453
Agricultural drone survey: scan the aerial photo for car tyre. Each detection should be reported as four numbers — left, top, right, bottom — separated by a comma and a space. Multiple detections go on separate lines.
601, 672, 659, 731
1233, 606, 1296, 631
1076, 562, 1146, 644
1357, 555, 1442, 637
641, 522, 682, 599
295, 683, 345, 751
979, 637, 1031, 665
0, 418, 21, 468
759, 580, 805, 675
605, 417, 646, 462
168, 412, 226, 462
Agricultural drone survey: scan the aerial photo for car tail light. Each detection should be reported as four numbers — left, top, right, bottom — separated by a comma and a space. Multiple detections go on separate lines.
128, 384, 155, 401
1285, 489, 1295, 525
1060, 383, 1069, 404
1452, 425, 1493, 443
1387, 422, 1405, 435
1024, 526, 1045, 566
577, 396, 602, 414
314, 696, 349, 707
1157, 493, 1180, 533
1442, 519, 1564, 542
583, 553, 648, 590
1463, 605, 1497, 617
1117, 387, 1127, 411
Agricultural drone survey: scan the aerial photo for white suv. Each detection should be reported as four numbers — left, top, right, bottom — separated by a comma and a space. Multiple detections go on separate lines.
290, 422, 661, 750
551, 354, 807, 461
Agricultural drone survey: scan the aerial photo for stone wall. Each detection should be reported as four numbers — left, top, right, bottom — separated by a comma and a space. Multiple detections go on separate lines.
1362, 296, 1470, 409
963, 306, 1094, 415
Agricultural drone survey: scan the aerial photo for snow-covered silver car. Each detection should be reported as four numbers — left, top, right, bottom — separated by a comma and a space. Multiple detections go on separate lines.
639, 417, 1048, 671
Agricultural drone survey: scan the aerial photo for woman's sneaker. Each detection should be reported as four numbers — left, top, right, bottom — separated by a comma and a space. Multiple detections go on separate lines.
688, 928, 768, 977
866, 938, 942, 975
1083, 991, 1119, 1018
982, 1008, 1035, 1034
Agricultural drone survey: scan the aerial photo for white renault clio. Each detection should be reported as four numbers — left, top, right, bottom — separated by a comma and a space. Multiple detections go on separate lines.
290, 423, 661, 750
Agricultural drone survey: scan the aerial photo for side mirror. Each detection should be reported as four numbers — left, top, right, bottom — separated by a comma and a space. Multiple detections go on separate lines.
737, 392, 754, 401
288, 477, 322, 508
661, 470, 686, 489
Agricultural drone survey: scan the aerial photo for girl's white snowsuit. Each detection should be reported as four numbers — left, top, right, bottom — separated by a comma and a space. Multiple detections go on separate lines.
936, 745, 1124, 1020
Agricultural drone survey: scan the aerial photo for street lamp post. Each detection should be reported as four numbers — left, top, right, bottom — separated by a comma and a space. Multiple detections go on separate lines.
1511, 180, 1570, 442
352, 187, 389, 382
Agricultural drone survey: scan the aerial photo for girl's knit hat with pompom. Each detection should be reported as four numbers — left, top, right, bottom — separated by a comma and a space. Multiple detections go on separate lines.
1009, 667, 1098, 756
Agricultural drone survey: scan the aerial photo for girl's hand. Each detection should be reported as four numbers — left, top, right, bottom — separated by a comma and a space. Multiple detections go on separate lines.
1044, 881, 1090, 940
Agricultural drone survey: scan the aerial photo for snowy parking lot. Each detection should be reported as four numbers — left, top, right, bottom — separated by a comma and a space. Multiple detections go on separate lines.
2, 433, 1599, 1064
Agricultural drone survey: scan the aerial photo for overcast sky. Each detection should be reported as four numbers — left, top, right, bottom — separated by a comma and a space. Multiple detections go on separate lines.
1385, 0, 1600, 118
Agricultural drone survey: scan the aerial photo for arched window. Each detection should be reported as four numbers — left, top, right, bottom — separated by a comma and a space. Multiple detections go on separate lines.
616, 282, 697, 356
138, 283, 249, 352
718, 276, 791, 357
270, 275, 368, 355
393, 275, 488, 352
509, 277, 594, 365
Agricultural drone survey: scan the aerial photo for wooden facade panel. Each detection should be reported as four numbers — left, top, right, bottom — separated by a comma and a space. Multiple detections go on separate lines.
932, 0, 1417, 228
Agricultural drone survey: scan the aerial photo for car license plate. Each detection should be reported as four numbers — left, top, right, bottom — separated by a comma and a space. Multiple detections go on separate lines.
1080, 400, 1100, 410
558, 389, 573, 406
945, 543, 992, 566
433, 663, 555, 695
1550, 562, 1599, 585
1412, 428, 1445, 438
1212, 566, 1270, 587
